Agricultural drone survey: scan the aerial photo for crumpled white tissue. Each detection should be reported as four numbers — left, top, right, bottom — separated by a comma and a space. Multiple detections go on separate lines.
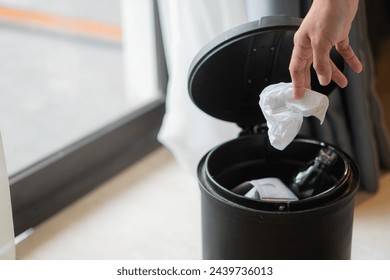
259, 82, 329, 150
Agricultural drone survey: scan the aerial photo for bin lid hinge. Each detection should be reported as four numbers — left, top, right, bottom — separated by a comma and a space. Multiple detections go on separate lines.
238, 123, 268, 137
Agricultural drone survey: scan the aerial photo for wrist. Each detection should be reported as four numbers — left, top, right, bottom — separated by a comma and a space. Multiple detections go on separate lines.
310, 0, 359, 23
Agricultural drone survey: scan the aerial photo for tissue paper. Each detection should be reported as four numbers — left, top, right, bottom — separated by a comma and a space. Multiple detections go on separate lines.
259, 82, 329, 150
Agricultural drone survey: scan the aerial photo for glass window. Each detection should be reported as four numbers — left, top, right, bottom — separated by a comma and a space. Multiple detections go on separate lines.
0, 0, 161, 175
0, 0, 166, 235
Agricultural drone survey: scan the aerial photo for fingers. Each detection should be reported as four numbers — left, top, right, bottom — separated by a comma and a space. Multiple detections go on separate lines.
311, 38, 333, 86
289, 35, 359, 99
291, 57, 347, 99
311, 38, 358, 89
289, 53, 309, 99
312, 51, 348, 90
289, 57, 311, 99
336, 38, 363, 73
289, 33, 312, 99
330, 60, 348, 88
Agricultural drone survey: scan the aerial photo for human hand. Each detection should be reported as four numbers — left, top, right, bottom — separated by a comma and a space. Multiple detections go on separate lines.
289, 0, 363, 99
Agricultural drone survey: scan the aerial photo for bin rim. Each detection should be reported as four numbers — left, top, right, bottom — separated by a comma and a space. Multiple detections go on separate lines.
198, 136, 359, 213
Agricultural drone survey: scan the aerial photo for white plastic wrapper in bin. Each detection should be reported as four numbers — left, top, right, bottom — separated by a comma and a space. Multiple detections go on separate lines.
259, 82, 329, 150
244, 178, 298, 201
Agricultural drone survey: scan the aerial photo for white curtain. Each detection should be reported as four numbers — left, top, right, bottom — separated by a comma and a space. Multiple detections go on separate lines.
0, 132, 15, 260
157, 0, 248, 175
157, 0, 301, 175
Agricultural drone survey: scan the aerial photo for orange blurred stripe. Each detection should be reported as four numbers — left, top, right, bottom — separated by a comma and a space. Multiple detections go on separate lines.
0, 6, 122, 40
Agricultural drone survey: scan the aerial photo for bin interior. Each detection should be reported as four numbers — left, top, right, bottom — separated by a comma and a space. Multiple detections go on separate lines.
204, 135, 348, 210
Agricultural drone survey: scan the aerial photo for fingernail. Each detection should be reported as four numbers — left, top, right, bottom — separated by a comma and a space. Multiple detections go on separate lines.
318, 75, 328, 86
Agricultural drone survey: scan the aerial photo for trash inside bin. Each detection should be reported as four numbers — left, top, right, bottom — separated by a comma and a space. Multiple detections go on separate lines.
188, 15, 359, 260
231, 177, 299, 201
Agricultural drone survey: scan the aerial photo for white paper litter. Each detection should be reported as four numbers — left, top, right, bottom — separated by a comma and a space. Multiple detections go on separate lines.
259, 82, 329, 150
245, 177, 298, 201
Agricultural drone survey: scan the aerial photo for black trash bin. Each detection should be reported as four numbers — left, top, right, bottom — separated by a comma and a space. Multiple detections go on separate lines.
188, 15, 360, 260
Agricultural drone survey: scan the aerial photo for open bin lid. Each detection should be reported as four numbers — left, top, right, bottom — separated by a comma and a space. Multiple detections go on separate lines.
188, 15, 343, 126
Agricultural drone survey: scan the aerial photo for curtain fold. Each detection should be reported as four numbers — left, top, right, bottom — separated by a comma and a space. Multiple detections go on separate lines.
157, 0, 247, 174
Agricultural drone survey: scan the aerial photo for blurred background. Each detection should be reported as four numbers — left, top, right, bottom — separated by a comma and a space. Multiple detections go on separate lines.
0, 0, 389, 260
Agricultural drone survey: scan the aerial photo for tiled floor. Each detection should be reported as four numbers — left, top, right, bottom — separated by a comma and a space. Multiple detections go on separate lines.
16, 147, 202, 260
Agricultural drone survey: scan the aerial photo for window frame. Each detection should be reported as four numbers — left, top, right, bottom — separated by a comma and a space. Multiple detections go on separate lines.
9, 0, 167, 236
